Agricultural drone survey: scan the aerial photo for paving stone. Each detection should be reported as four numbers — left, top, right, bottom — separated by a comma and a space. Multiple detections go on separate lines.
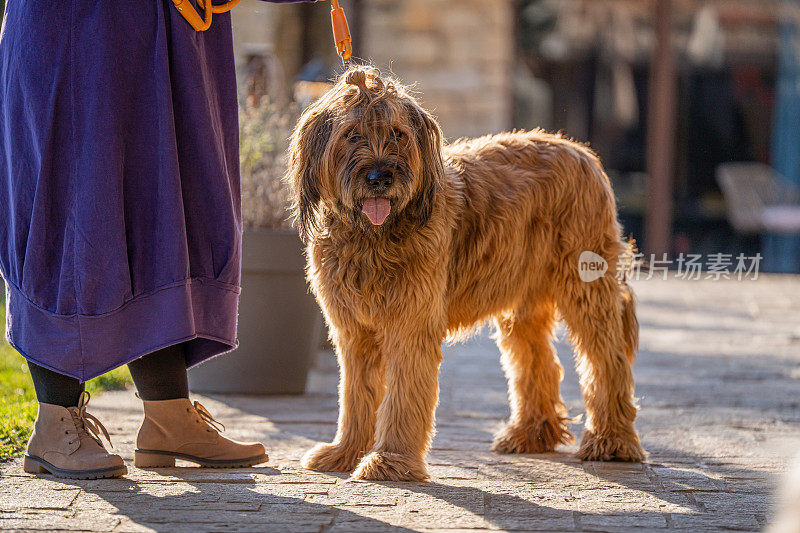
0, 507, 121, 531
484, 508, 577, 531
690, 490, 768, 516
479, 458, 592, 485
670, 510, 761, 531
256, 466, 342, 484
125, 469, 265, 485
115, 520, 327, 533
428, 465, 480, 480
0, 483, 80, 511
650, 465, 724, 491
327, 506, 412, 532
577, 487, 696, 515
328, 521, 405, 533
308, 482, 410, 507
110, 506, 332, 526
580, 511, 668, 530
0, 514, 120, 532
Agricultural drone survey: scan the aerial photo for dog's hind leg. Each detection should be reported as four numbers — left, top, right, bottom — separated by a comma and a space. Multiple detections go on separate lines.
492, 298, 574, 454
302, 327, 385, 473
556, 272, 645, 462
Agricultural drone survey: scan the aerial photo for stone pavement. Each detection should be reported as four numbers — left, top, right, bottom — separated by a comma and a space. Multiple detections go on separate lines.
2, 277, 800, 532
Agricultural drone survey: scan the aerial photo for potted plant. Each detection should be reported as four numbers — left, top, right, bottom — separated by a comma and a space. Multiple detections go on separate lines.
188, 100, 322, 394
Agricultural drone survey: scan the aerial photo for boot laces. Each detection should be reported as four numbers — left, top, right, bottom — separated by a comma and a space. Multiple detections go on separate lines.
193, 401, 226, 433
66, 391, 113, 449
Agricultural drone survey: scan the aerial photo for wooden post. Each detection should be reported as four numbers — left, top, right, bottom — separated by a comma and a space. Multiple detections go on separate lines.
645, 0, 677, 256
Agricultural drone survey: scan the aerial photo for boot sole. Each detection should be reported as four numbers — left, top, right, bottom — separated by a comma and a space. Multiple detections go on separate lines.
134, 449, 269, 468
23, 455, 127, 480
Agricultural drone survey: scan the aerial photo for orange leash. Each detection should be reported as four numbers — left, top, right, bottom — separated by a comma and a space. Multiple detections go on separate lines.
172, 0, 242, 32
173, 0, 353, 67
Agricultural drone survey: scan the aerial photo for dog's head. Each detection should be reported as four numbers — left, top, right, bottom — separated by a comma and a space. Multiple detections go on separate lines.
287, 66, 445, 242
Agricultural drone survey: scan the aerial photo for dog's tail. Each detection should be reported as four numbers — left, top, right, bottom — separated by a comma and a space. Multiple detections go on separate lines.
619, 279, 638, 363
616, 236, 639, 363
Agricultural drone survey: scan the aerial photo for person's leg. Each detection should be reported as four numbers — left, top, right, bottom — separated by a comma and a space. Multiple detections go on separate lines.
131, 343, 268, 468
27, 362, 85, 407
127, 343, 188, 400
24, 362, 126, 478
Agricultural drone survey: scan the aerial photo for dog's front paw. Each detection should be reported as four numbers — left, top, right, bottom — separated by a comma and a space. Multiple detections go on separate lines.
302, 442, 364, 473
351, 451, 429, 482
576, 430, 645, 462
492, 418, 574, 454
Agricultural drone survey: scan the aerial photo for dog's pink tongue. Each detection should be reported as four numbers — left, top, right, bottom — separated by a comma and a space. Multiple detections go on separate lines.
362, 197, 391, 225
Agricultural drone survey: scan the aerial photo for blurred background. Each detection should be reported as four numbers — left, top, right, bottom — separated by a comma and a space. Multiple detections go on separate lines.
231, 0, 800, 273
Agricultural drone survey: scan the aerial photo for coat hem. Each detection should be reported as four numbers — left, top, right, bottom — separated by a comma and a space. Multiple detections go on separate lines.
5, 277, 240, 381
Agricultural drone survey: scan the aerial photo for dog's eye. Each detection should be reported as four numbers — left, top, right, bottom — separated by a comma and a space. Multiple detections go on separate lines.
392, 128, 406, 140
347, 130, 362, 143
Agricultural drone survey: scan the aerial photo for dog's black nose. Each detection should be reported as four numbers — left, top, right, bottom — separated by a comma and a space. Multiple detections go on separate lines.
366, 169, 393, 190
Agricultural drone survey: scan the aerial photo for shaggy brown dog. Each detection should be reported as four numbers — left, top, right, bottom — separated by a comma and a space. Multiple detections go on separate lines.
287, 66, 645, 482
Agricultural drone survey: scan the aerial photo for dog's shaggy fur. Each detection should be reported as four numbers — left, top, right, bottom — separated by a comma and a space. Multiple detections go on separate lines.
288, 67, 645, 482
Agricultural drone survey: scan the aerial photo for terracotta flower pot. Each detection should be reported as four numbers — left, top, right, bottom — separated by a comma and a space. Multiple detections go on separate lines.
188, 229, 322, 394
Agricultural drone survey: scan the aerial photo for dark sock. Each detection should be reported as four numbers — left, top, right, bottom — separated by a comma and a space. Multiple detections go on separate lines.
27, 362, 85, 408
128, 343, 189, 401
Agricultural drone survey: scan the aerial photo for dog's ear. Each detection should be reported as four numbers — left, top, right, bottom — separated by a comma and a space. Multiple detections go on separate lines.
407, 105, 445, 227
286, 107, 333, 242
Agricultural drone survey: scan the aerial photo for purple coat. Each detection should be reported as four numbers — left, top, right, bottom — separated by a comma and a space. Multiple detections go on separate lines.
0, 0, 310, 380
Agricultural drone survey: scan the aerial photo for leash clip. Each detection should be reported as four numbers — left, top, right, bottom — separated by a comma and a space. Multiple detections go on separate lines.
330, 0, 353, 70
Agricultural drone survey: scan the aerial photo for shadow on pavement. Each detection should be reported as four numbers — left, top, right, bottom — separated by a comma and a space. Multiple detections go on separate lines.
34, 467, 418, 532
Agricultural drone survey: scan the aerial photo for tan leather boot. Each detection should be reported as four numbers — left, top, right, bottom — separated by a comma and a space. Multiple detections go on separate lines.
23, 392, 127, 479
134, 398, 268, 468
